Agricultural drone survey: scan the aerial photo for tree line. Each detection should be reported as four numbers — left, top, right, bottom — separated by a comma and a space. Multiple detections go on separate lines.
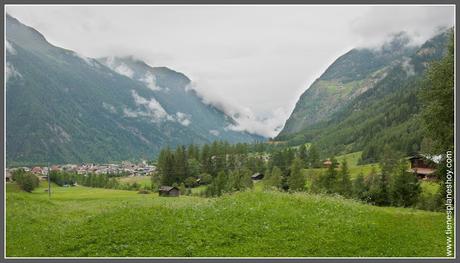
49, 171, 152, 191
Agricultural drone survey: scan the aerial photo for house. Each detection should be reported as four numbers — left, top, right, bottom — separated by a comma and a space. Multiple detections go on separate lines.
251, 173, 264, 180
31, 167, 43, 175
407, 154, 436, 180
323, 159, 332, 168
51, 165, 61, 172
159, 186, 180, 197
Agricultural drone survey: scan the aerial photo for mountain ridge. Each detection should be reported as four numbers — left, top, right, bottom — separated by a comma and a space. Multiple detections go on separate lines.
6, 15, 263, 165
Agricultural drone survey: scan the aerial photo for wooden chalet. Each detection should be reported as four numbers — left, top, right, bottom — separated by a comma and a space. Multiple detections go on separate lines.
407, 154, 436, 180
159, 186, 180, 197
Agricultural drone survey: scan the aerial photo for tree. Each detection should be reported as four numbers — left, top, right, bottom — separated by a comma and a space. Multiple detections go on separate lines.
12, 169, 39, 192
174, 146, 188, 183
337, 159, 352, 197
199, 173, 213, 185
391, 161, 421, 207
179, 183, 187, 196
298, 144, 308, 168
419, 33, 454, 208
366, 165, 390, 206
320, 157, 339, 193
265, 166, 283, 190
420, 32, 454, 154
287, 158, 306, 191
353, 172, 368, 201
308, 144, 320, 168
184, 176, 197, 188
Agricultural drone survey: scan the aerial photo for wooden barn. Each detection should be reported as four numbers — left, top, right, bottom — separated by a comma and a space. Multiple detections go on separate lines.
159, 186, 180, 197
407, 154, 436, 180
251, 173, 264, 180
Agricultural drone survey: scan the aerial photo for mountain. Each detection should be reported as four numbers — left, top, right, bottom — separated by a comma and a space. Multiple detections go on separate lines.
279, 33, 417, 136
277, 29, 452, 162
5, 14, 262, 165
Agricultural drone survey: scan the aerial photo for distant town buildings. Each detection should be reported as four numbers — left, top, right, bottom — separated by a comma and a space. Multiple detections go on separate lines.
5, 160, 156, 181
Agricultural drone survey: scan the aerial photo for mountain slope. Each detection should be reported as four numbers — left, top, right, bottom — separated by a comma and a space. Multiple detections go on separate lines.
279, 33, 417, 136
5, 15, 262, 165
277, 30, 451, 161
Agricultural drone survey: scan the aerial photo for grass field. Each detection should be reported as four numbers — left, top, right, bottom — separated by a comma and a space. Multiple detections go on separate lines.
303, 151, 380, 180
6, 181, 447, 257
117, 175, 152, 188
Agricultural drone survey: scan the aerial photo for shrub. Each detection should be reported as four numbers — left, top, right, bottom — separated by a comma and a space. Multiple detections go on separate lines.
12, 169, 40, 192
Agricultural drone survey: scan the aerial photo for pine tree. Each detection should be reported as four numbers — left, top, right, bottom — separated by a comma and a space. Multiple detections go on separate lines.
391, 161, 421, 207
308, 145, 320, 168
321, 157, 339, 193
337, 159, 352, 197
352, 172, 368, 201
265, 166, 283, 190
287, 158, 306, 192
298, 144, 308, 168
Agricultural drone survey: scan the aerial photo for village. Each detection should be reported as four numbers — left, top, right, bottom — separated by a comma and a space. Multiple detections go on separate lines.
5, 161, 156, 182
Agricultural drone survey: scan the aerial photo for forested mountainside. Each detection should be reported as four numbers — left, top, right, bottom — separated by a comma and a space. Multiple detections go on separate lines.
6, 14, 262, 165
277, 29, 451, 162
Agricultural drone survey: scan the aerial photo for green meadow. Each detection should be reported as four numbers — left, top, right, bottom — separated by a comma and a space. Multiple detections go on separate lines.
6, 180, 446, 257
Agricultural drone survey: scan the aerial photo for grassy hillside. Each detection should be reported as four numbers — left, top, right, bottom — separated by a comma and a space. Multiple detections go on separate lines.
7, 182, 446, 257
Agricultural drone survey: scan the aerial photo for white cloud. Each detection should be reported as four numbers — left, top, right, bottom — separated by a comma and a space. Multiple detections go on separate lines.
209, 129, 220, 136
6, 40, 16, 55
401, 57, 415, 77
102, 102, 117, 113
5, 62, 22, 82
350, 6, 454, 48
72, 51, 100, 67
186, 81, 289, 138
175, 112, 191, 126
101, 56, 134, 78
114, 63, 134, 78
139, 72, 162, 91
123, 107, 140, 118
130, 90, 171, 122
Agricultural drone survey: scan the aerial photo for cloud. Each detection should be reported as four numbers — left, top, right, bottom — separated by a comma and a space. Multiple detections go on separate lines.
187, 81, 289, 138
6, 40, 16, 55
225, 107, 291, 138
123, 107, 140, 118
350, 6, 454, 48
5, 62, 22, 82
139, 72, 162, 91
71, 51, 100, 67
102, 56, 134, 78
102, 102, 117, 113
209, 129, 220, 136
130, 90, 171, 122
175, 112, 191, 126
401, 57, 415, 76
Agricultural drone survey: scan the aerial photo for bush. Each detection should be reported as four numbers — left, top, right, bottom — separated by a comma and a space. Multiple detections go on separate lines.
12, 169, 40, 192
137, 189, 150, 194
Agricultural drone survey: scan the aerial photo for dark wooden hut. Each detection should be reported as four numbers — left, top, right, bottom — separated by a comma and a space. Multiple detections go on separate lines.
251, 173, 264, 180
159, 186, 180, 197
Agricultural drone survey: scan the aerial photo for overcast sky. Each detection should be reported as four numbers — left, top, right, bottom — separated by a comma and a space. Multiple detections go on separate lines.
5, 5, 455, 137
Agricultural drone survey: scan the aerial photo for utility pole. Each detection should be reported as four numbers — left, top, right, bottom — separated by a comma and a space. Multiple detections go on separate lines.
48, 162, 51, 198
